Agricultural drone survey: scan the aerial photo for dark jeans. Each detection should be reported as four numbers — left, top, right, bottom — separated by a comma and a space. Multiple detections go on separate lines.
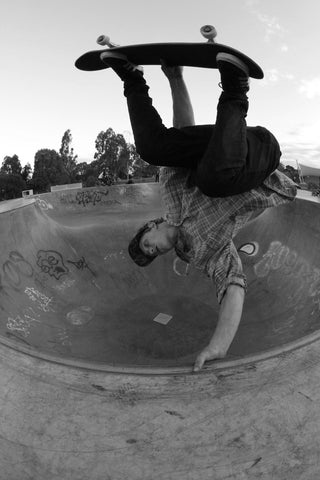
124, 77, 281, 197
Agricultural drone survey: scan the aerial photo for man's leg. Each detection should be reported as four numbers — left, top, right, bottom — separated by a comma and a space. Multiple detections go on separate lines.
194, 90, 249, 196
194, 53, 280, 197
100, 52, 209, 169
124, 76, 200, 168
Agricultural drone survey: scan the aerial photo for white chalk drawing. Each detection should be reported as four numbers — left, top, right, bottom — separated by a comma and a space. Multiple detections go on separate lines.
7, 312, 40, 337
57, 327, 72, 346
238, 242, 259, 256
23, 306, 40, 321
271, 315, 297, 335
66, 306, 93, 326
254, 241, 294, 277
91, 279, 102, 290
7, 316, 30, 337
52, 278, 76, 292
173, 257, 190, 277
104, 250, 126, 261
254, 241, 320, 311
25, 287, 54, 312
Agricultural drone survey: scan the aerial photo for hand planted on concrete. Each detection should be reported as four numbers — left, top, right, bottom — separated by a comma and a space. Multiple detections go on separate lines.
193, 346, 226, 373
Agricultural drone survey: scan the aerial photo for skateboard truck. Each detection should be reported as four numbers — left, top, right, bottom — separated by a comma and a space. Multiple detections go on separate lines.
200, 25, 217, 43
96, 35, 119, 48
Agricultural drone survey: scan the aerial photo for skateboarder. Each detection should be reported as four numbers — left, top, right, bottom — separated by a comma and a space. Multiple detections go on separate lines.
100, 51, 297, 371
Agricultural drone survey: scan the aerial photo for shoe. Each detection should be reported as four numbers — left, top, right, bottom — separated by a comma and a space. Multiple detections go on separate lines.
100, 51, 144, 81
216, 52, 250, 94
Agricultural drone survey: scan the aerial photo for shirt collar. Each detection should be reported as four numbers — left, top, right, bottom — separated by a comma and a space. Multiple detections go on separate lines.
165, 212, 183, 227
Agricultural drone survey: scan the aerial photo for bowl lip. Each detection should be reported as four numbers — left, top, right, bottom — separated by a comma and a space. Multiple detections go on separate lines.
1, 327, 320, 376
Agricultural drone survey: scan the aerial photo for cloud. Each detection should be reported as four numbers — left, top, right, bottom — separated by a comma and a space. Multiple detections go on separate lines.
261, 68, 294, 85
299, 78, 320, 99
280, 142, 320, 167
280, 44, 289, 53
282, 120, 320, 145
244, 1, 288, 49
245, 0, 259, 6
280, 122, 320, 167
261, 72, 320, 96
282, 143, 320, 158
256, 13, 287, 42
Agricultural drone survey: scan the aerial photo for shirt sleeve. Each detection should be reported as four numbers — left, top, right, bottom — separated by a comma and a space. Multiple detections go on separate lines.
263, 169, 297, 199
206, 241, 247, 304
160, 167, 189, 220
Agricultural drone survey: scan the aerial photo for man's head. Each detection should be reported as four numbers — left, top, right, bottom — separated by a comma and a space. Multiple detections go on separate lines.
128, 217, 177, 267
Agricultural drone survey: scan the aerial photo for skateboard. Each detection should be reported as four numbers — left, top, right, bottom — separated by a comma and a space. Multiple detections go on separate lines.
75, 25, 264, 79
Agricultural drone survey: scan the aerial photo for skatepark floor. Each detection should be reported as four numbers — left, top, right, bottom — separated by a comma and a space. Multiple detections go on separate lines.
1, 185, 320, 372
1, 184, 320, 480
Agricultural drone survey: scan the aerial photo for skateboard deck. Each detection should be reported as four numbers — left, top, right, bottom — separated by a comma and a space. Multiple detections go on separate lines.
75, 25, 264, 79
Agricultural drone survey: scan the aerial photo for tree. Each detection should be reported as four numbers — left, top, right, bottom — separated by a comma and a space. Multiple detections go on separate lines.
117, 144, 130, 180
59, 129, 78, 182
1, 155, 22, 176
94, 128, 133, 181
283, 165, 300, 184
21, 163, 32, 184
131, 147, 158, 178
74, 161, 90, 182
85, 175, 99, 187
32, 149, 69, 193
0, 174, 26, 200
119, 142, 144, 180
73, 161, 100, 186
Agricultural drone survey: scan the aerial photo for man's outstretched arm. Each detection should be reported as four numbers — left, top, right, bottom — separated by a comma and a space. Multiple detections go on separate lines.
161, 63, 195, 129
193, 284, 245, 372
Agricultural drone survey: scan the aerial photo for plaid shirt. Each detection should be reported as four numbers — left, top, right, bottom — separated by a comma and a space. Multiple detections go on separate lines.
160, 168, 297, 303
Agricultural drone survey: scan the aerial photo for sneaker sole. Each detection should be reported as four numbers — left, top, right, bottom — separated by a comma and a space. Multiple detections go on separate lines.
100, 51, 129, 62
216, 52, 249, 76
100, 51, 144, 73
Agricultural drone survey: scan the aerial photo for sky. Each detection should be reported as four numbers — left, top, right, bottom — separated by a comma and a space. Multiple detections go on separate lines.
1, 0, 320, 171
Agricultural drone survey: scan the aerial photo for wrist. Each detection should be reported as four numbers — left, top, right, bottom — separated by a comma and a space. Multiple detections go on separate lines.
206, 344, 227, 358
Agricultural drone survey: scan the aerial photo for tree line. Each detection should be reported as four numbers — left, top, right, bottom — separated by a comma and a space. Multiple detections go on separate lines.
0, 127, 306, 202
0, 128, 159, 201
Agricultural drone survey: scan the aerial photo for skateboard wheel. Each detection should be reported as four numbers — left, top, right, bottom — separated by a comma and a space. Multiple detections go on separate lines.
97, 35, 110, 46
200, 25, 217, 42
